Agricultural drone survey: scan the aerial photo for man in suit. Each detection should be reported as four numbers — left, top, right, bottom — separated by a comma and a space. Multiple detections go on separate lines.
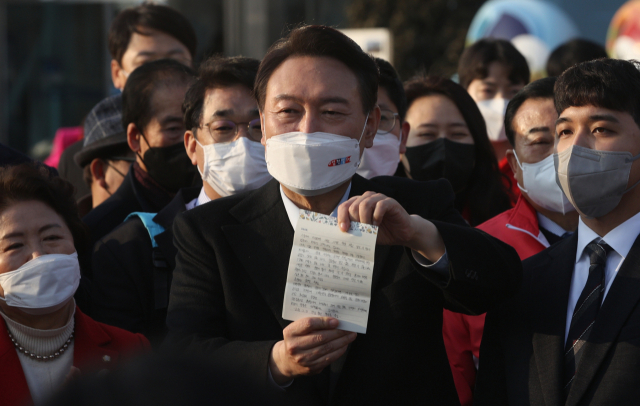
82, 59, 196, 254
166, 25, 521, 405
475, 58, 640, 406
90, 56, 270, 345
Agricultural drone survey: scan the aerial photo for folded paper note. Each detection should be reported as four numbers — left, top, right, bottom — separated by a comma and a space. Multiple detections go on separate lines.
282, 210, 378, 334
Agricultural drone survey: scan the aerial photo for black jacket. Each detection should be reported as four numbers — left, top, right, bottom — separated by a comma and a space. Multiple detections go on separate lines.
475, 232, 640, 406
166, 175, 521, 405
82, 169, 157, 270
91, 187, 200, 345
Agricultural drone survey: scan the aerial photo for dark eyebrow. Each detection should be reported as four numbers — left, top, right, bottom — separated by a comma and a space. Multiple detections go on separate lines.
590, 114, 620, 123
556, 117, 572, 126
448, 123, 468, 129
2, 224, 61, 240
212, 109, 260, 119
273, 94, 350, 106
528, 126, 551, 134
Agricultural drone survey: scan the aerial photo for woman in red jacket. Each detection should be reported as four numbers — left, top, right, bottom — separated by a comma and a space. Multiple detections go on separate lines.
0, 163, 149, 406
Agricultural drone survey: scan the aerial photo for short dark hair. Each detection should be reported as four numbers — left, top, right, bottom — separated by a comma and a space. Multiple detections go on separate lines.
108, 3, 197, 65
403, 75, 511, 226
0, 163, 89, 258
122, 59, 196, 132
254, 25, 379, 114
375, 58, 407, 121
183, 56, 260, 133
555, 58, 640, 128
546, 39, 608, 78
458, 38, 530, 90
504, 77, 557, 146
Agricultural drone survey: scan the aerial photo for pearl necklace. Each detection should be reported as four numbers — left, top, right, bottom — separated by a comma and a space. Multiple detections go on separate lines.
8, 329, 74, 362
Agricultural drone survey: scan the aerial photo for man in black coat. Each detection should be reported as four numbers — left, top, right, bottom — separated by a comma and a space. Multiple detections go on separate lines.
91, 56, 270, 344
166, 25, 521, 405
475, 58, 640, 406
82, 60, 196, 254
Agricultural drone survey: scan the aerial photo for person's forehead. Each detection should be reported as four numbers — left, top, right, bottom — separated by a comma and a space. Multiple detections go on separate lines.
126, 27, 189, 55
265, 56, 360, 104
150, 83, 188, 111
556, 105, 629, 123
0, 200, 65, 235
203, 85, 257, 116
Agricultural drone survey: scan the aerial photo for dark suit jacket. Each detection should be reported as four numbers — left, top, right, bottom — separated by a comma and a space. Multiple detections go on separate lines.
83, 169, 156, 268
166, 175, 521, 405
91, 187, 200, 345
475, 233, 640, 406
0, 307, 149, 406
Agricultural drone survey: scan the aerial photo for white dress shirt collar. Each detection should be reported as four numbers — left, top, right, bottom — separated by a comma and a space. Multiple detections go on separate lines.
537, 212, 571, 238
575, 210, 640, 264
280, 183, 352, 229
185, 187, 211, 211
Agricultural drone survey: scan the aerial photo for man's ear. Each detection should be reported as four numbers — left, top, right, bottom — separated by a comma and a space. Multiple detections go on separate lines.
364, 106, 381, 148
185, 130, 198, 166
260, 111, 267, 147
127, 123, 142, 153
399, 121, 410, 154
111, 60, 125, 91
89, 159, 107, 189
506, 149, 520, 178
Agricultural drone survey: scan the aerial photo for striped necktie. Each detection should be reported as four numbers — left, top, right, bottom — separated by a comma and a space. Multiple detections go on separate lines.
563, 239, 612, 397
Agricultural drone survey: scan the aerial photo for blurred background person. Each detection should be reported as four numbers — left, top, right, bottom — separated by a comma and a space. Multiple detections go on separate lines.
401, 75, 511, 227
73, 95, 135, 218
445, 77, 580, 406
546, 39, 608, 77
458, 38, 530, 203
465, 0, 580, 80
356, 58, 408, 179
90, 56, 270, 345
82, 59, 196, 253
0, 163, 149, 406
58, 3, 197, 203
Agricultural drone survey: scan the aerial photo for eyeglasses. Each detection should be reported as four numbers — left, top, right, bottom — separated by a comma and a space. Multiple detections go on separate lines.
201, 118, 262, 143
378, 109, 399, 134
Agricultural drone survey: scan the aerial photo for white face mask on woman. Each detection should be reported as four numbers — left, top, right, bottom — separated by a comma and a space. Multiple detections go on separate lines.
0, 252, 80, 315
477, 98, 509, 142
197, 136, 272, 197
356, 130, 401, 179
265, 114, 369, 196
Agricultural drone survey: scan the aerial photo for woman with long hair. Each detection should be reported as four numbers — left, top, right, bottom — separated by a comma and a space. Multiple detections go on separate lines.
400, 75, 511, 226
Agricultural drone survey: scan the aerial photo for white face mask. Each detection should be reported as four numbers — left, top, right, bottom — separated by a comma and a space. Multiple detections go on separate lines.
477, 98, 509, 142
265, 114, 369, 196
514, 152, 575, 214
196, 136, 272, 197
0, 252, 80, 315
356, 130, 401, 179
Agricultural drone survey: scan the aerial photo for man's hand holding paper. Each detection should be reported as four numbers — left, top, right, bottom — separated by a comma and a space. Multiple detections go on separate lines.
338, 191, 446, 262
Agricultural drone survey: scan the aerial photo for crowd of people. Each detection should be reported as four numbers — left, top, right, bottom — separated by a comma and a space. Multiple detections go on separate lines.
1, 3, 640, 406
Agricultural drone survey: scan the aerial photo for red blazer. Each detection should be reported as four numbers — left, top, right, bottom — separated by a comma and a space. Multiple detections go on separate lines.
0, 306, 149, 406
444, 195, 548, 406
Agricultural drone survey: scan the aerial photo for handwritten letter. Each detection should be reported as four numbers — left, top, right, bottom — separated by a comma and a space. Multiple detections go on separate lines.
282, 210, 378, 334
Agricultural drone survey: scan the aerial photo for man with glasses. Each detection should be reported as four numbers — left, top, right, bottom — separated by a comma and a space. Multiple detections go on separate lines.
90, 56, 269, 344
356, 58, 409, 179
74, 94, 135, 217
